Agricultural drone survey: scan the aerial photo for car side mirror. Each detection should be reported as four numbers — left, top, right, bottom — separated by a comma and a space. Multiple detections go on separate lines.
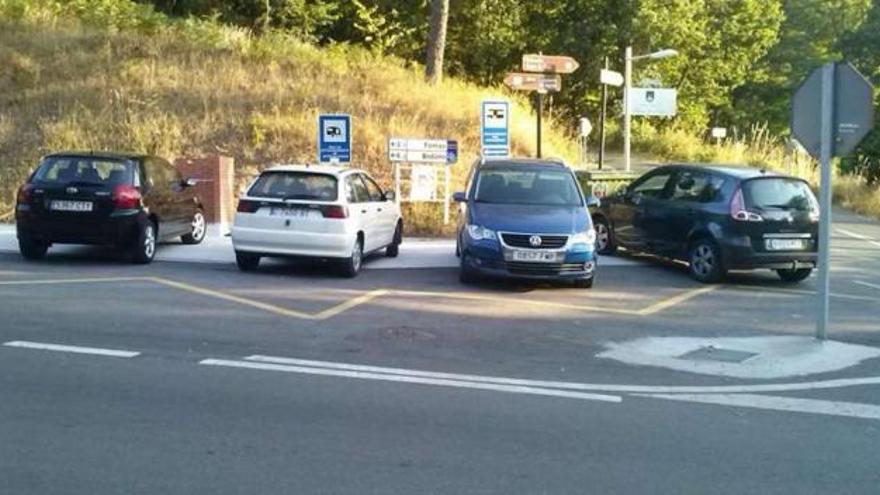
452, 192, 466, 203
586, 196, 601, 208
384, 190, 396, 202
183, 177, 198, 188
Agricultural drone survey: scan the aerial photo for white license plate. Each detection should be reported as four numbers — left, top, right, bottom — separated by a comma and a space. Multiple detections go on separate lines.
511, 250, 558, 263
765, 238, 806, 251
270, 207, 317, 218
50, 200, 93, 212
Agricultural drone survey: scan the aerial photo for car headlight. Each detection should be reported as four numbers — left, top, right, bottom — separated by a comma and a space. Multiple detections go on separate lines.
570, 229, 596, 247
466, 224, 497, 241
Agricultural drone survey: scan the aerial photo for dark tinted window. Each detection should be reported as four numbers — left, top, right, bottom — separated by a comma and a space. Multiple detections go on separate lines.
744, 178, 817, 212
33, 156, 136, 186
361, 174, 385, 201
474, 167, 582, 206
249, 172, 338, 201
670, 171, 727, 203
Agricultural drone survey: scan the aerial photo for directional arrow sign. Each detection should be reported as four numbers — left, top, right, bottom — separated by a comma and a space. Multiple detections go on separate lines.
504, 72, 562, 92
600, 69, 624, 87
522, 54, 580, 74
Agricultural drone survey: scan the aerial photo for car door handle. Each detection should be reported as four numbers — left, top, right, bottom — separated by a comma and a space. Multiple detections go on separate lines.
361, 209, 368, 214
377, 207, 383, 212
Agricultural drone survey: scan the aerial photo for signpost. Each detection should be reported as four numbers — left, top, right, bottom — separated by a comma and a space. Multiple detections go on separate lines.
791, 62, 875, 340
317, 114, 352, 164
388, 138, 459, 224
711, 127, 727, 146
481, 100, 511, 158
503, 54, 578, 158
598, 59, 622, 169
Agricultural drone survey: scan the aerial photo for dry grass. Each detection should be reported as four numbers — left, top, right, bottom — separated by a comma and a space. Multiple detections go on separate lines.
0, 1, 578, 233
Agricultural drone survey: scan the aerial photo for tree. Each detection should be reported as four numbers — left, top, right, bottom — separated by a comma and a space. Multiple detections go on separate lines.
425, 0, 449, 84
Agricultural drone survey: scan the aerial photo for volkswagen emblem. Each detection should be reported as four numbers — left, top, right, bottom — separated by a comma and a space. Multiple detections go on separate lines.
66, 187, 78, 194
529, 235, 543, 247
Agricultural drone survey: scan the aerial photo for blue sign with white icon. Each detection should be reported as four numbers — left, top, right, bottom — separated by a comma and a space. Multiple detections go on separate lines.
318, 114, 352, 163
446, 140, 458, 164
481, 100, 510, 157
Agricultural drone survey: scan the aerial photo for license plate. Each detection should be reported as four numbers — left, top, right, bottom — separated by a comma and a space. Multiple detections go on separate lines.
765, 238, 806, 251
511, 250, 558, 263
50, 200, 93, 212
269, 207, 316, 218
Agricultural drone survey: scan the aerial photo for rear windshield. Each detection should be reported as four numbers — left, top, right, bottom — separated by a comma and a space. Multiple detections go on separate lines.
33, 156, 137, 186
474, 167, 583, 206
743, 178, 817, 212
248, 172, 338, 201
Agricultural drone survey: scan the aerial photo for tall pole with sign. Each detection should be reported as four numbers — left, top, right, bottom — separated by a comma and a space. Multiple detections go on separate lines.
623, 47, 633, 172
791, 61, 874, 340
598, 58, 623, 169
505, 54, 578, 159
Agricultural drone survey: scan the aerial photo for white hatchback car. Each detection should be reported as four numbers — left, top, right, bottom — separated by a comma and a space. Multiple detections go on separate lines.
231, 165, 403, 277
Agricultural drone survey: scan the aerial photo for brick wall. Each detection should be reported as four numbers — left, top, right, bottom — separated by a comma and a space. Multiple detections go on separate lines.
174, 155, 234, 226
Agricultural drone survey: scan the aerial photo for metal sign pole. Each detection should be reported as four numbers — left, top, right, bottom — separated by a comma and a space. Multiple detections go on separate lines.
598, 57, 608, 170
623, 46, 632, 172
536, 91, 544, 158
816, 62, 835, 341
394, 162, 401, 205
444, 166, 450, 225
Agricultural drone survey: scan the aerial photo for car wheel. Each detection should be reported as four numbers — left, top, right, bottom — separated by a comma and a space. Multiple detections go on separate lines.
181, 209, 207, 245
18, 237, 48, 261
776, 267, 813, 283
385, 222, 402, 258
235, 250, 261, 271
459, 252, 478, 284
688, 238, 725, 283
594, 216, 617, 255
341, 237, 363, 278
574, 277, 594, 289
130, 220, 157, 264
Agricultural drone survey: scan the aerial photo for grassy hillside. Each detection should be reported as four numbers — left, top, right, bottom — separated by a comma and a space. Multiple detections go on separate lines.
0, 0, 578, 233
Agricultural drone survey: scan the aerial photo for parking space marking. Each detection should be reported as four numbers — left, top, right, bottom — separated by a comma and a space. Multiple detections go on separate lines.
642, 393, 880, 421
3, 340, 140, 358
0, 276, 145, 286
724, 284, 880, 302
636, 286, 719, 316
854, 280, 880, 291
199, 358, 623, 403
837, 228, 880, 248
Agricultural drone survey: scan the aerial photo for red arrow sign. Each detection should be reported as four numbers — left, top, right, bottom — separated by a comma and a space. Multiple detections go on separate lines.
504, 72, 562, 92
522, 54, 580, 74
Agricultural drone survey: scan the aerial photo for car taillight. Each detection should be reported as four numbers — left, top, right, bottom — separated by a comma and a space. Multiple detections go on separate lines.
321, 205, 348, 219
16, 184, 33, 204
729, 188, 763, 222
237, 199, 260, 213
113, 185, 142, 209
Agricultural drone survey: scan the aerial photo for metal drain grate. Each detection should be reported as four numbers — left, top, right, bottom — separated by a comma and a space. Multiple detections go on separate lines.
678, 346, 758, 363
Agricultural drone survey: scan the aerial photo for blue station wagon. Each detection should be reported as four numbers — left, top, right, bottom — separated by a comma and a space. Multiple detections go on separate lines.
453, 158, 598, 288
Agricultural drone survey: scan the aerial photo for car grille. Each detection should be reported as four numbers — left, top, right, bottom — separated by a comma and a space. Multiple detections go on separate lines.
501, 233, 568, 249
505, 262, 587, 276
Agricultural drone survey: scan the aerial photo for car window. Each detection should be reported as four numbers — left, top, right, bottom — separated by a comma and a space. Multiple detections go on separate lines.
669, 171, 722, 203
631, 172, 673, 199
345, 175, 370, 203
474, 167, 582, 206
361, 174, 385, 201
248, 172, 338, 201
743, 178, 817, 212
32, 156, 137, 186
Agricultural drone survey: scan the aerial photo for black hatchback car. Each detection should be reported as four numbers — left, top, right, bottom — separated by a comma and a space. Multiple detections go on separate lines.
592, 164, 819, 283
15, 152, 206, 264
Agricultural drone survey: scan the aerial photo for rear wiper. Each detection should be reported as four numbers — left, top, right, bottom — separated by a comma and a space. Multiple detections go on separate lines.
283, 194, 320, 201
63, 180, 104, 187
763, 203, 807, 211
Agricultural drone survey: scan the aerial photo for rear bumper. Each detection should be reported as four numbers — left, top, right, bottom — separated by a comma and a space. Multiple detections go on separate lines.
231, 225, 354, 259
719, 238, 818, 270
16, 208, 142, 245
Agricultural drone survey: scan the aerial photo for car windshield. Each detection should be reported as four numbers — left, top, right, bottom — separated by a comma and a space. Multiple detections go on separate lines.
32, 156, 136, 186
248, 171, 338, 201
474, 167, 582, 206
744, 178, 817, 212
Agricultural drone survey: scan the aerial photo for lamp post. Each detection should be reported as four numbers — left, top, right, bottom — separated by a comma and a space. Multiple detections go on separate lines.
623, 47, 678, 172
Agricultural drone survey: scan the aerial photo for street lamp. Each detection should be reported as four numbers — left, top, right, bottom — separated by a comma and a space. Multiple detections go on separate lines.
623, 47, 679, 172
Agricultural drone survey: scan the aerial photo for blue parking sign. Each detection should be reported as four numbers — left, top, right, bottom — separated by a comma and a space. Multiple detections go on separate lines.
481, 100, 510, 157
318, 114, 352, 163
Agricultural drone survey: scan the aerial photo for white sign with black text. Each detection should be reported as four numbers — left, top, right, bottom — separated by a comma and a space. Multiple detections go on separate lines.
629, 88, 677, 117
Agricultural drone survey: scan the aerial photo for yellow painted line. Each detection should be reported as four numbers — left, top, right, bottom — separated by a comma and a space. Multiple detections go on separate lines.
389, 289, 640, 315
313, 289, 389, 320
0, 276, 148, 286
636, 286, 720, 316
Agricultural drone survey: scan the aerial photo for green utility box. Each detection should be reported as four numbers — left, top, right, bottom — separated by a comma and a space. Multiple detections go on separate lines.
575, 170, 640, 200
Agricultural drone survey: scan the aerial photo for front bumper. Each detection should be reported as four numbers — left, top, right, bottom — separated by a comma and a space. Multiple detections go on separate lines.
463, 241, 596, 281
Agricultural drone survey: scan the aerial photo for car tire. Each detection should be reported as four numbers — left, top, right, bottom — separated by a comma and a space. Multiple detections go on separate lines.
776, 267, 813, 283
574, 277, 594, 289
687, 238, 725, 283
18, 237, 49, 261
459, 252, 478, 284
181, 209, 207, 245
340, 237, 363, 278
235, 251, 261, 271
594, 216, 617, 255
130, 220, 157, 264
385, 222, 402, 258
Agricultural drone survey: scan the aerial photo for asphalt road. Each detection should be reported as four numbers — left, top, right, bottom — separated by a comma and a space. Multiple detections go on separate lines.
1, 208, 879, 494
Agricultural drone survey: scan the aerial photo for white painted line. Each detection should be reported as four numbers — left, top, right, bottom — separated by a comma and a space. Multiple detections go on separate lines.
854, 280, 880, 291
836, 228, 874, 241
200, 359, 622, 403
643, 393, 880, 421
3, 340, 140, 358
244, 355, 880, 395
